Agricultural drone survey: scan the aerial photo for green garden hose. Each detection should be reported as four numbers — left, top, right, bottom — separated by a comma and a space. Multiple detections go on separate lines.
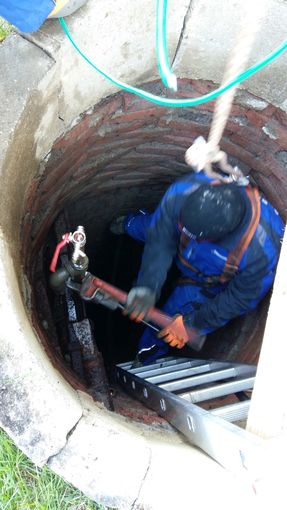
59, 15, 287, 108
156, 0, 177, 91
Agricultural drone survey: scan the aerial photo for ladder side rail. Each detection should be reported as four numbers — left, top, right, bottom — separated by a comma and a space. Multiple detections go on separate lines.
116, 366, 263, 474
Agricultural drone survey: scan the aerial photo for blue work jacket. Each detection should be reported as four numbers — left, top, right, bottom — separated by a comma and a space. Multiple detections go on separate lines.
137, 172, 285, 334
0, 0, 54, 32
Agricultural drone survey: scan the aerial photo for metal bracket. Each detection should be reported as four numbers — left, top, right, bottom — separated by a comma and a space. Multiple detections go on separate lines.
66, 277, 119, 310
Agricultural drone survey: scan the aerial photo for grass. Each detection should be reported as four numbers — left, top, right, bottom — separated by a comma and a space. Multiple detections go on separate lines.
0, 428, 107, 510
0, 17, 13, 42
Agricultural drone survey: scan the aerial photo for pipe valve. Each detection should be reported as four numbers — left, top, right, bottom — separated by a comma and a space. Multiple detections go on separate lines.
71, 226, 86, 265
49, 226, 89, 293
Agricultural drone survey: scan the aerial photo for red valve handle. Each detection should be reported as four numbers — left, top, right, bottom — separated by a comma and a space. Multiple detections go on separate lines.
49, 233, 70, 272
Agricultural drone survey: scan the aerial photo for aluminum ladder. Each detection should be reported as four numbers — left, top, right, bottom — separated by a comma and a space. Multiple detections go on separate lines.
116, 356, 264, 473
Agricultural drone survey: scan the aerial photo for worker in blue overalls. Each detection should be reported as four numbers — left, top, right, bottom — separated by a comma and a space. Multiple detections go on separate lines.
111, 171, 284, 365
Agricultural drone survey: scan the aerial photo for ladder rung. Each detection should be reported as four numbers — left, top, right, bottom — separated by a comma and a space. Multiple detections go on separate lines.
210, 400, 250, 422
146, 361, 232, 385
134, 360, 211, 379
159, 367, 236, 392
181, 377, 255, 403
129, 357, 195, 375
117, 358, 192, 375
131, 359, 202, 376
147, 363, 211, 384
117, 362, 133, 369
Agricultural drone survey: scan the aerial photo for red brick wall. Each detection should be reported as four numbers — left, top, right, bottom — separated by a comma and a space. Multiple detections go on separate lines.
22, 78, 287, 368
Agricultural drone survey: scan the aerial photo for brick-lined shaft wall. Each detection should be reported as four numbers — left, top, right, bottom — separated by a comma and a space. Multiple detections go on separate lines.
23, 79, 287, 370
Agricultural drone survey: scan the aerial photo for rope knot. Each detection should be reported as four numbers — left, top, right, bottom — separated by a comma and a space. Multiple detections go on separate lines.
185, 136, 248, 185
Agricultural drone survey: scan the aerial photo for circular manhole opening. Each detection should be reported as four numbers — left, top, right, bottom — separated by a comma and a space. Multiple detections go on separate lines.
22, 79, 287, 423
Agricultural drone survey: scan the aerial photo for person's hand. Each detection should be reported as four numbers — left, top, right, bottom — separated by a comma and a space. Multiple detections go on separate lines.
158, 315, 200, 349
110, 216, 126, 235
124, 287, 156, 322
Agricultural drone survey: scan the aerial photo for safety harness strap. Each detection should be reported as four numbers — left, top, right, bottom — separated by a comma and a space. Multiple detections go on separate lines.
177, 185, 261, 286
220, 185, 261, 283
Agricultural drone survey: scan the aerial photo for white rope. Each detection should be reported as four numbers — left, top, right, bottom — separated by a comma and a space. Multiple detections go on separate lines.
185, 0, 267, 183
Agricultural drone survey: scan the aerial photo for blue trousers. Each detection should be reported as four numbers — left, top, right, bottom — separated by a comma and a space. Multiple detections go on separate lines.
124, 211, 210, 363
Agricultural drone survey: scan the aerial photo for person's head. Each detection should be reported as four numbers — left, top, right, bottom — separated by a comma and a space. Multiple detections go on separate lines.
180, 184, 246, 241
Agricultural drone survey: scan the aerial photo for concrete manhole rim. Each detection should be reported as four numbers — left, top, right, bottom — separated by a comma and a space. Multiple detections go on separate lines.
1, 9, 287, 507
